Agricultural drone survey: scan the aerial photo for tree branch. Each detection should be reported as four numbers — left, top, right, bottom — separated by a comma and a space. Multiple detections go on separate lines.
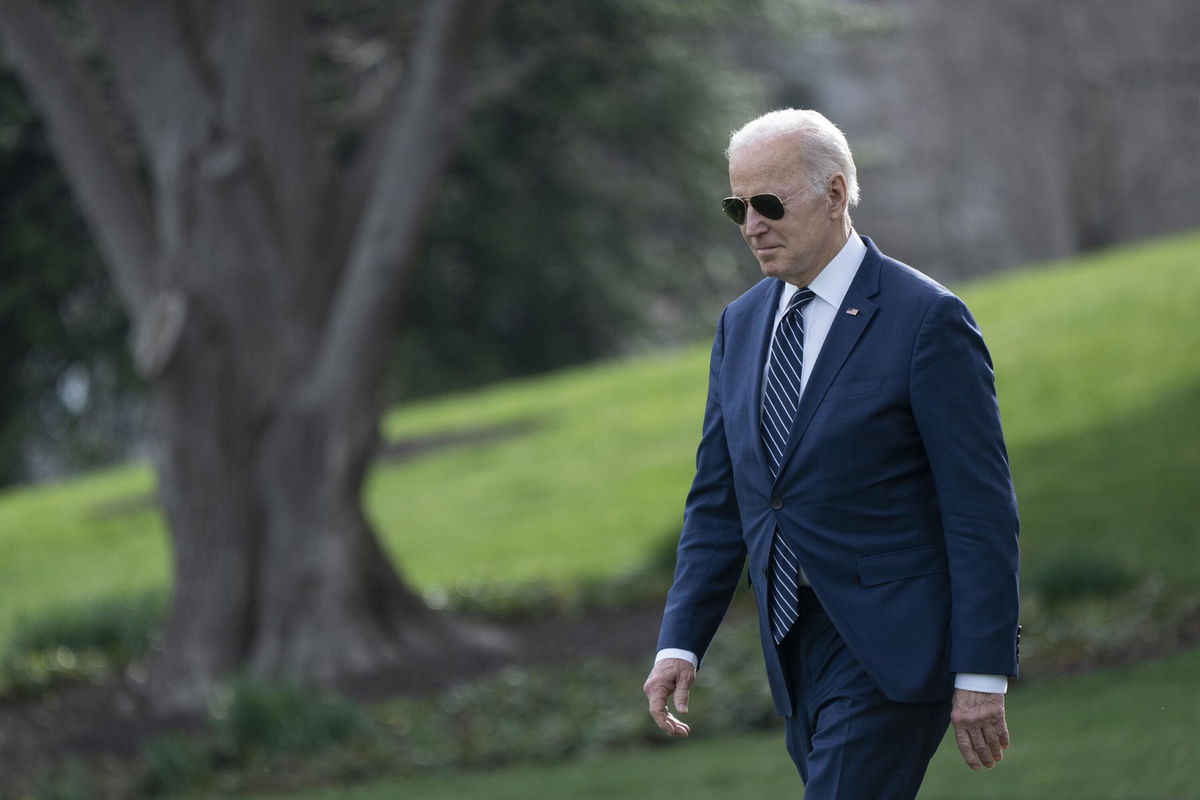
324, 59, 401, 296
78, 0, 225, 260
203, 0, 326, 270
306, 0, 503, 410
0, 0, 158, 313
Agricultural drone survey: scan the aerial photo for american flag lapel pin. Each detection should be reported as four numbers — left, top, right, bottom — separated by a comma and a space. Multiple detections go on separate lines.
845, 307, 859, 316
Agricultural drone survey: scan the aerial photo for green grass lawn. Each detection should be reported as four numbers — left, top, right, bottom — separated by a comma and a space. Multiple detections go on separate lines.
1, 231, 1199, 651
236, 644, 1200, 800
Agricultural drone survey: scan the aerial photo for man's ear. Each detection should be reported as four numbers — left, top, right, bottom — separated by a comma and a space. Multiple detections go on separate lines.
827, 173, 849, 219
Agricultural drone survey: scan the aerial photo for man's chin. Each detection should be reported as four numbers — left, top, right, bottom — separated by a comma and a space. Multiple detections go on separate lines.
758, 257, 785, 277
755, 246, 786, 266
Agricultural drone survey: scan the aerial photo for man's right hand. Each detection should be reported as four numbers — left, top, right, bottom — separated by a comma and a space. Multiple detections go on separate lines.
643, 657, 696, 736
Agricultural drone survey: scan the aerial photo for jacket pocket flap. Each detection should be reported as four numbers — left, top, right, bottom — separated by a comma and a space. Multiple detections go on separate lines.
857, 544, 948, 587
827, 377, 884, 399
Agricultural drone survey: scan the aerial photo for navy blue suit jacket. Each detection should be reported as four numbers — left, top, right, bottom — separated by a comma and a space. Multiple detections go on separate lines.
657, 237, 1020, 715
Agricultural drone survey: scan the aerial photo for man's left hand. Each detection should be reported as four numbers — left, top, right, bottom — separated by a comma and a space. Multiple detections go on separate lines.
951, 689, 1009, 770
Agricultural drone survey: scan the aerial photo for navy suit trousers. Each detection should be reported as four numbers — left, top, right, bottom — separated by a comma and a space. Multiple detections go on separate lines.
780, 597, 952, 800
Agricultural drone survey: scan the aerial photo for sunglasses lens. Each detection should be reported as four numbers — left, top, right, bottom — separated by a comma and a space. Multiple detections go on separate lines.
721, 197, 747, 224
750, 194, 786, 220
722, 194, 788, 224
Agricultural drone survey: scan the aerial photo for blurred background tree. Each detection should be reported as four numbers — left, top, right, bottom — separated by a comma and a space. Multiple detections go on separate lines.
1, 0, 793, 485
1, 0, 524, 711
0, 0, 798, 710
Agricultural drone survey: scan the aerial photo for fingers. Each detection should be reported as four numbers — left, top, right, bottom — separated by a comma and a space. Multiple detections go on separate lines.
647, 690, 688, 735
954, 719, 1002, 770
665, 712, 691, 736
673, 668, 694, 714
643, 659, 696, 737
995, 715, 1011, 749
951, 689, 1009, 771
645, 681, 672, 731
981, 719, 1006, 764
969, 723, 997, 768
953, 724, 982, 770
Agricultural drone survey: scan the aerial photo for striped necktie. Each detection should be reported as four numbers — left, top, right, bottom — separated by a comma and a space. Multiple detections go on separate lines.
762, 287, 816, 643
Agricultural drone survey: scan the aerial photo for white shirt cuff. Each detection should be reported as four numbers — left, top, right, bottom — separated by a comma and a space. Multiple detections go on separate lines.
655, 648, 699, 669
954, 673, 1008, 694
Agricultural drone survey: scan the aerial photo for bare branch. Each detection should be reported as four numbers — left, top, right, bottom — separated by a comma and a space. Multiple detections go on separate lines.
84, 1, 327, 318
79, 0, 216, 156
0, 0, 158, 313
78, 0, 227, 260
203, 1, 326, 264
307, 0, 503, 409
324, 62, 400, 293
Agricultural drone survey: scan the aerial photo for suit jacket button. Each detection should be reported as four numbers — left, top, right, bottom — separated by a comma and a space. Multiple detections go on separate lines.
770, 498, 783, 510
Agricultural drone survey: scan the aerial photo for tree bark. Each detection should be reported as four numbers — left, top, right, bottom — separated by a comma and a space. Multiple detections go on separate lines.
0, 0, 157, 312
1, 0, 509, 712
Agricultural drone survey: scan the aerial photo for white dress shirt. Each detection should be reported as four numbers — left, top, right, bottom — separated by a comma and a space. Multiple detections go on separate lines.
656, 232, 1007, 695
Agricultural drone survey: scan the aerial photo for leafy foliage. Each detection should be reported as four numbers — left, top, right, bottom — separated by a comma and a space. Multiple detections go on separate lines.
0, 71, 136, 485
212, 675, 372, 758
141, 735, 213, 797
391, 0, 770, 398
1025, 551, 1135, 607
138, 623, 770, 796
5, 588, 162, 658
29, 758, 95, 800
0, 589, 163, 697
137, 676, 372, 797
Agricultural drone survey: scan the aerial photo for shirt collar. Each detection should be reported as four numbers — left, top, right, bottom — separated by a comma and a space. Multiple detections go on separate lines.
779, 231, 867, 311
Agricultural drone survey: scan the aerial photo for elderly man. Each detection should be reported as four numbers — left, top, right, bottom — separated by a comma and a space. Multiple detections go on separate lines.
643, 109, 1020, 799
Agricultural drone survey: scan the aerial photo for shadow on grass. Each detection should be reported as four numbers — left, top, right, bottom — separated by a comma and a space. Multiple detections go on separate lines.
1011, 379, 1200, 590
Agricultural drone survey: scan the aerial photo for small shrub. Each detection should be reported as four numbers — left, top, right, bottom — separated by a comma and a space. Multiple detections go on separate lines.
211, 674, 370, 758
6, 589, 165, 660
0, 589, 165, 697
29, 758, 94, 800
428, 579, 573, 620
1026, 551, 1135, 606
142, 733, 213, 796
425, 529, 682, 621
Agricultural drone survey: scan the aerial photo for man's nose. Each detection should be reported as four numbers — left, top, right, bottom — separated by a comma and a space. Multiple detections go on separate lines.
743, 207, 769, 235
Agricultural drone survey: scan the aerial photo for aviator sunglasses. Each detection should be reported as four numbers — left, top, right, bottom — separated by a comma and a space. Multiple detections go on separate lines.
721, 177, 825, 225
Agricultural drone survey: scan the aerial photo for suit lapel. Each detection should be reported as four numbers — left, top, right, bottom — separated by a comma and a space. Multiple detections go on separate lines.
746, 279, 786, 474
772, 240, 883, 482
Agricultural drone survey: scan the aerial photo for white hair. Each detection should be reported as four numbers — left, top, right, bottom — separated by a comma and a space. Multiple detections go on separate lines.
727, 108, 860, 207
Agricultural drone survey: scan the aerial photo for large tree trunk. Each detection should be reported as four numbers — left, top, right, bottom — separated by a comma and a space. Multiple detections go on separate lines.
149, 326, 508, 711
250, 393, 506, 685
149, 308, 263, 706
0, 0, 508, 713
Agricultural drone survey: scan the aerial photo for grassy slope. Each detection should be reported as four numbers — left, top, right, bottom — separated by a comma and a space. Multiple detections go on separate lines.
1, 231, 1199, 650
974, 236, 1200, 586
242, 644, 1200, 800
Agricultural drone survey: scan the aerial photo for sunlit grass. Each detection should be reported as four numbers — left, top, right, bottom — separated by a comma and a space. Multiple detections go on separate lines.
0, 465, 167, 652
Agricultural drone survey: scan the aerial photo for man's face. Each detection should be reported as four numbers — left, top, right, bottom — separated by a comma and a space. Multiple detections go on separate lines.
727, 135, 842, 287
